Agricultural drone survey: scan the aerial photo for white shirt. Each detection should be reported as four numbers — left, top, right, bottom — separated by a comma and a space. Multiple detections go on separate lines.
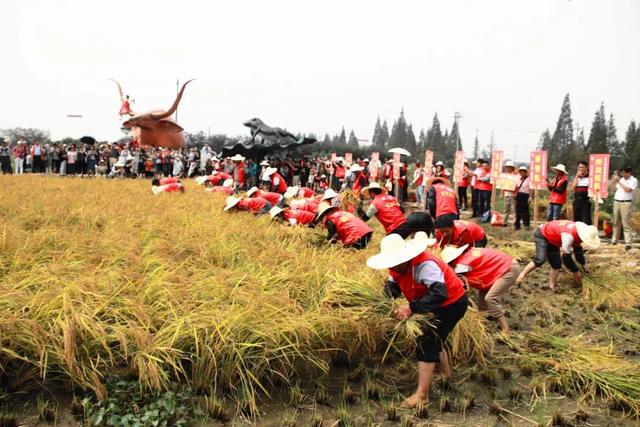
614, 176, 637, 201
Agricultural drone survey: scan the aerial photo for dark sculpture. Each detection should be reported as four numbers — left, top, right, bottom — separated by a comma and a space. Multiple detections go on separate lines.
110, 79, 194, 149
222, 118, 316, 155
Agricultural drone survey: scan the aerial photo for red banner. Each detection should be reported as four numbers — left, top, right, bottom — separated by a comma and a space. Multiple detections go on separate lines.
588, 154, 610, 199
529, 150, 548, 190
424, 150, 434, 182
453, 150, 465, 183
369, 152, 379, 181
330, 152, 337, 163
490, 150, 504, 183
393, 153, 401, 180
344, 152, 353, 167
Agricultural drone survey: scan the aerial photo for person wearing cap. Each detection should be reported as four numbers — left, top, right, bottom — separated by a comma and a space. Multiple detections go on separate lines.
476, 160, 492, 220
413, 162, 425, 205
458, 161, 471, 210
502, 161, 518, 226
247, 186, 284, 208
332, 158, 346, 191
516, 220, 600, 292
435, 217, 487, 248
151, 178, 185, 194
441, 245, 520, 334
206, 179, 235, 195
360, 182, 434, 238
571, 160, 592, 225
223, 195, 271, 215
546, 164, 568, 221
367, 233, 468, 408
262, 167, 288, 194
288, 197, 319, 213
230, 154, 246, 190
434, 161, 447, 178
426, 177, 459, 223
514, 166, 532, 230
319, 188, 340, 207
611, 166, 638, 251
270, 206, 316, 226
348, 164, 368, 195
284, 186, 315, 199
470, 158, 484, 218
316, 203, 373, 249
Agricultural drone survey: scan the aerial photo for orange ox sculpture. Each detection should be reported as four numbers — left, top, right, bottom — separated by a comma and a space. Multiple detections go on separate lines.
110, 79, 194, 149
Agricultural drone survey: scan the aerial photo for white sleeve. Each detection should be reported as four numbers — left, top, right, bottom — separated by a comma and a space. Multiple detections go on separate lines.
413, 261, 445, 285
560, 232, 574, 254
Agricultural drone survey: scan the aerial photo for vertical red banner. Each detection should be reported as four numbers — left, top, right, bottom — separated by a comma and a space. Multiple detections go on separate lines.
453, 150, 465, 183
529, 150, 548, 190
588, 154, 610, 199
490, 150, 504, 183
393, 153, 401, 180
424, 150, 434, 182
330, 152, 337, 163
369, 152, 379, 180
344, 152, 353, 167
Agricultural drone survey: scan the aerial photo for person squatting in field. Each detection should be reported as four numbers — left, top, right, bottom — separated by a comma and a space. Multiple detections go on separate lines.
315, 203, 373, 249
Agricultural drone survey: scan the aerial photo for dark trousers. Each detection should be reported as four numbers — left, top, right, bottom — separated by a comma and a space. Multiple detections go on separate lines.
514, 193, 530, 229
547, 203, 563, 221
346, 232, 373, 250
572, 195, 592, 225
478, 190, 491, 216
471, 188, 479, 217
391, 211, 434, 238
458, 186, 468, 209
416, 294, 468, 363
32, 155, 43, 173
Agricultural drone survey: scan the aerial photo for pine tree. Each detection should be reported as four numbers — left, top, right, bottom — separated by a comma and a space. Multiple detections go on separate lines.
550, 94, 574, 167
406, 124, 417, 155
388, 108, 409, 151
425, 114, 444, 153
338, 127, 347, 146
607, 113, 623, 171
623, 120, 640, 171
450, 118, 462, 152
348, 130, 359, 147
380, 121, 390, 151
586, 103, 608, 154
418, 129, 427, 153
472, 134, 480, 160
539, 129, 552, 151
371, 117, 383, 149
322, 133, 331, 145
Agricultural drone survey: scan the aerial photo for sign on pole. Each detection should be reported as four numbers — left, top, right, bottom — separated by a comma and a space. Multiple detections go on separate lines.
424, 150, 434, 181
490, 150, 504, 184
453, 151, 465, 185
495, 173, 519, 192
589, 153, 610, 228
393, 153, 401, 199
345, 152, 353, 167
529, 150, 548, 227
369, 152, 379, 181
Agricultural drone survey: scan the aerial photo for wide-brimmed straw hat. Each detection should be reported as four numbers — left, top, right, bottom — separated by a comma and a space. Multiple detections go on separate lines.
195, 175, 209, 185
426, 176, 451, 188
284, 186, 300, 199
246, 186, 259, 197
552, 164, 567, 174
361, 182, 387, 198
349, 164, 364, 173
321, 189, 338, 201
222, 179, 234, 188
230, 154, 245, 162
440, 244, 470, 264
314, 202, 339, 223
576, 222, 600, 250
263, 167, 278, 177
269, 206, 285, 219
366, 232, 436, 270
223, 196, 242, 211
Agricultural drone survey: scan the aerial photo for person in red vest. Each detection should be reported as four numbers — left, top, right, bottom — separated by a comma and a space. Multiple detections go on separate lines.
434, 217, 487, 248
195, 171, 233, 187
151, 178, 185, 195
223, 195, 271, 215
315, 203, 374, 249
434, 161, 448, 178
262, 167, 288, 194
516, 220, 600, 291
546, 164, 568, 221
332, 158, 347, 191
360, 182, 433, 238
349, 164, 368, 195
476, 160, 493, 220
426, 177, 459, 223
458, 161, 470, 210
247, 186, 284, 208
206, 179, 234, 195
230, 154, 246, 191
269, 206, 315, 226
442, 245, 520, 334
158, 177, 180, 185
367, 232, 467, 408
284, 186, 315, 199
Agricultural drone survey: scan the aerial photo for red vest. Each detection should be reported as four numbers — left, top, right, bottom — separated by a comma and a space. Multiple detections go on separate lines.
352, 172, 367, 193
283, 209, 315, 225
459, 174, 469, 188
433, 183, 458, 217
210, 186, 233, 195
335, 165, 346, 179
475, 169, 493, 191
159, 177, 179, 185
234, 161, 245, 185
210, 172, 232, 186
299, 187, 315, 198
372, 194, 406, 234
256, 191, 282, 207
549, 176, 568, 204
453, 248, 513, 291
325, 211, 373, 245
270, 172, 288, 193
291, 199, 319, 213
238, 197, 267, 213
540, 220, 580, 248
389, 252, 466, 308
162, 183, 183, 193
436, 220, 485, 247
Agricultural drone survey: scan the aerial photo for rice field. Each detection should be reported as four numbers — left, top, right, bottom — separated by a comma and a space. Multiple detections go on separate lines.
0, 175, 639, 426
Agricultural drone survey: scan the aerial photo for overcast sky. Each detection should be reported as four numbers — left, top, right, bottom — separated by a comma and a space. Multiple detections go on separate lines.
2, 0, 639, 161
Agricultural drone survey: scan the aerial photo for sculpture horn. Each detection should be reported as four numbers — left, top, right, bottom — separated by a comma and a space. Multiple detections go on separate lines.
151, 79, 195, 120
108, 78, 124, 99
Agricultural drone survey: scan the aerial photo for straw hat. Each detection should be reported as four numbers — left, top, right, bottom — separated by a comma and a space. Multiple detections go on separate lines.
576, 222, 600, 250
114, 160, 126, 168
321, 189, 338, 201
269, 206, 284, 219
435, 161, 444, 167
426, 176, 451, 188
314, 202, 339, 223
222, 179, 234, 188
284, 186, 300, 199
263, 167, 278, 177
440, 244, 470, 264
361, 182, 388, 198
259, 160, 270, 166
230, 154, 245, 162
223, 196, 242, 211
246, 186, 259, 197
366, 233, 435, 270
195, 175, 209, 185
151, 186, 164, 195
552, 164, 567, 174
349, 164, 364, 173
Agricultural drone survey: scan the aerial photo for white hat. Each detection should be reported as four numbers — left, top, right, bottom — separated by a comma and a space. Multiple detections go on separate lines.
263, 167, 278, 177
222, 179, 234, 188
195, 176, 210, 185
114, 160, 126, 168
223, 196, 242, 211
349, 164, 364, 173
230, 154, 245, 161
519, 166, 528, 171
314, 202, 339, 223
435, 161, 444, 166
259, 160, 269, 166
321, 189, 338, 201
126, 155, 135, 161
552, 164, 567, 174
269, 206, 284, 219
151, 186, 164, 195
246, 186, 259, 197
284, 186, 300, 199
504, 161, 515, 168
361, 182, 388, 198
366, 233, 435, 270
440, 244, 470, 264
576, 222, 600, 250
336, 157, 345, 164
